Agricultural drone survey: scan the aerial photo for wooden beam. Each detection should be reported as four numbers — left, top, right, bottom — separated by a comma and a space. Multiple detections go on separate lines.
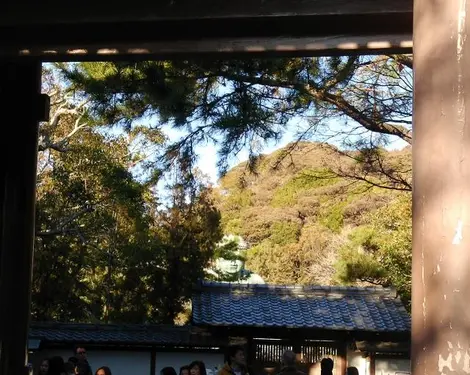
355, 341, 411, 354
0, 0, 412, 59
216, 326, 410, 343
412, 0, 470, 374
1, 0, 412, 25
3, 35, 413, 61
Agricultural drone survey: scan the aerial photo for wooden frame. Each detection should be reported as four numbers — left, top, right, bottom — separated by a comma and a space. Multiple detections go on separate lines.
1, 0, 413, 25
2, 35, 412, 61
209, 326, 410, 344
4, 3, 466, 375
0, 0, 412, 60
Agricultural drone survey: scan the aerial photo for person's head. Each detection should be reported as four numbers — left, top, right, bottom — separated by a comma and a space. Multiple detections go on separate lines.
48, 356, 65, 375
95, 366, 112, 375
74, 359, 91, 375
228, 345, 246, 368
75, 346, 87, 360
189, 361, 207, 375
161, 367, 177, 375
39, 359, 50, 375
180, 366, 190, 375
282, 350, 296, 367
320, 358, 334, 375
346, 368, 359, 375
68, 358, 78, 366
64, 361, 75, 375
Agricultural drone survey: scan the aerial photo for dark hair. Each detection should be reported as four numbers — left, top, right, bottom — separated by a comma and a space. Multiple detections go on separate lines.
321, 358, 334, 375
347, 368, 359, 375
95, 366, 112, 375
48, 356, 65, 375
189, 361, 207, 375
227, 345, 244, 364
180, 366, 191, 375
75, 359, 92, 375
161, 367, 177, 375
64, 361, 75, 374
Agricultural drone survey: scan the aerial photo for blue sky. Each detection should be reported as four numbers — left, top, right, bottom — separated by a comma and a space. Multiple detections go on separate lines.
43, 62, 409, 188
163, 117, 409, 186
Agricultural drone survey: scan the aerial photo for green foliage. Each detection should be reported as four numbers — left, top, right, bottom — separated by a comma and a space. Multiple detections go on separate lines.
224, 189, 254, 210
335, 226, 386, 283
334, 194, 412, 308
269, 221, 301, 246
271, 169, 338, 207
54, 53, 414, 305
246, 241, 312, 285
318, 200, 348, 233
214, 142, 411, 305
33, 68, 223, 323
213, 240, 246, 261
58, 55, 412, 183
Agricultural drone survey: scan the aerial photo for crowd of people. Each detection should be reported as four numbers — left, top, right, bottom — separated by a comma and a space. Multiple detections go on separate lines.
37, 345, 110, 375
36, 344, 360, 375
160, 346, 360, 375
161, 346, 249, 375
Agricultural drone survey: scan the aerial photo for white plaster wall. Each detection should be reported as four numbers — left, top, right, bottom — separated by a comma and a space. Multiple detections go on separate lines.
30, 349, 151, 375
155, 351, 225, 375
375, 358, 410, 375
347, 349, 368, 375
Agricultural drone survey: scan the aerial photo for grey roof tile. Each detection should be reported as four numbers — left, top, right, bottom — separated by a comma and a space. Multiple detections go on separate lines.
29, 323, 194, 345
192, 282, 411, 332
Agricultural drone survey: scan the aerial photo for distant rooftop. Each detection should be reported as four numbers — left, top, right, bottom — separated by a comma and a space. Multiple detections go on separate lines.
192, 282, 411, 333
29, 322, 215, 347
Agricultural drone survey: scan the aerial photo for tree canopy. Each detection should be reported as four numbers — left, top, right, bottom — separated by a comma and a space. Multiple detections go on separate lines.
59, 55, 412, 189
34, 67, 222, 323
36, 54, 414, 320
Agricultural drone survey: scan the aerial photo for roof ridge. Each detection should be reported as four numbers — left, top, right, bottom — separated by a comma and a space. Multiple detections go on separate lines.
198, 281, 397, 298
30, 322, 191, 331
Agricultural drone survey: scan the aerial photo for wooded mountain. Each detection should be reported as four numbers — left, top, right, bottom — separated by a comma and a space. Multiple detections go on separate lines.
213, 141, 412, 308
52, 54, 414, 318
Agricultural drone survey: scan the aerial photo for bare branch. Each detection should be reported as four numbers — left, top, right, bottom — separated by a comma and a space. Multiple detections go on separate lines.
387, 54, 413, 70
38, 107, 89, 152
219, 72, 412, 144
36, 205, 94, 237
329, 148, 412, 192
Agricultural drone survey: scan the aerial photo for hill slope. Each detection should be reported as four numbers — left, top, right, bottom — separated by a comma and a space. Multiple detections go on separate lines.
213, 142, 412, 306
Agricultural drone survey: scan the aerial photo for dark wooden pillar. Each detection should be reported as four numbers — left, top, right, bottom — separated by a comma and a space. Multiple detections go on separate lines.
150, 348, 156, 375
246, 337, 255, 370
368, 353, 375, 375
413, 0, 470, 374
336, 344, 346, 375
0, 60, 44, 375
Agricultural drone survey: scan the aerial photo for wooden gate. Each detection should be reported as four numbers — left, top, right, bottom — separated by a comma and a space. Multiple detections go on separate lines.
252, 339, 344, 375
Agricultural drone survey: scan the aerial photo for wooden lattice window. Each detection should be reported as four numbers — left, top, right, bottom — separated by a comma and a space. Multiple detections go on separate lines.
255, 341, 293, 364
301, 342, 339, 364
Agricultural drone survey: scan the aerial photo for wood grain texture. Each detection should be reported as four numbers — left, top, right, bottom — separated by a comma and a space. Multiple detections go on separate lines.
412, 0, 470, 374
1, 35, 412, 61
0, 3, 412, 59
1, 0, 412, 25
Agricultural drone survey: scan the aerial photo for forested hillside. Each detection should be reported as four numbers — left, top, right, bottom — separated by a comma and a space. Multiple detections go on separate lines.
36, 54, 413, 323
214, 141, 412, 307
